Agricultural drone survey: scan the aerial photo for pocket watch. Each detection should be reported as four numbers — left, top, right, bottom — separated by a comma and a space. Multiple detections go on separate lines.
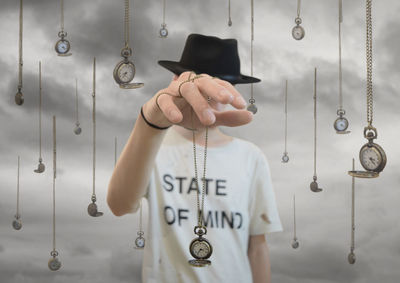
159, 23, 168, 38
74, 122, 82, 135
135, 231, 145, 249
189, 226, 212, 267
12, 215, 22, 230
282, 152, 289, 163
48, 251, 61, 271
334, 110, 350, 134
292, 18, 305, 40
349, 127, 386, 178
310, 176, 322, 193
15, 89, 24, 105
55, 32, 71, 56
34, 158, 45, 173
348, 251, 356, 264
113, 47, 144, 89
88, 201, 104, 217
291, 238, 299, 249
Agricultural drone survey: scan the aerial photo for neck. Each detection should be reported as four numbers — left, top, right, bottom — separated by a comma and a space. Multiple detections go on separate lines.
172, 126, 233, 147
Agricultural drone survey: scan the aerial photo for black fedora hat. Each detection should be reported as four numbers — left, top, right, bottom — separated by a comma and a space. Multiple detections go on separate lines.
158, 34, 261, 85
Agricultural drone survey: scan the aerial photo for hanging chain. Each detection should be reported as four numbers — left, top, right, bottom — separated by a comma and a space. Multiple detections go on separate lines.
39, 62, 42, 160
16, 156, 20, 216
338, 0, 343, 110
284, 80, 288, 153
228, 0, 231, 23
75, 78, 79, 124
250, 0, 254, 101
192, 113, 209, 227
293, 194, 296, 239
139, 199, 143, 232
297, 0, 301, 18
313, 68, 317, 177
350, 158, 355, 252
124, 0, 130, 48
52, 116, 57, 252
366, 0, 373, 126
18, 0, 23, 90
60, 0, 64, 32
92, 58, 96, 198
162, 0, 166, 25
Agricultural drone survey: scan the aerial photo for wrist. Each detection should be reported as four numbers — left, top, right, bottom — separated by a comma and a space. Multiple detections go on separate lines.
142, 99, 173, 129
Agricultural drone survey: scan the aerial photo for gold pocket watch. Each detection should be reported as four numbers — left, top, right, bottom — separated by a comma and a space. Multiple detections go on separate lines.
113, 47, 144, 89
349, 127, 386, 178
55, 31, 71, 57
135, 231, 145, 249
189, 226, 213, 267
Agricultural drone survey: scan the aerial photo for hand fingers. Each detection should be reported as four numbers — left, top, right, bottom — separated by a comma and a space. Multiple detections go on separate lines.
157, 94, 183, 124
194, 76, 235, 105
179, 81, 215, 125
214, 110, 253, 127
213, 78, 247, 109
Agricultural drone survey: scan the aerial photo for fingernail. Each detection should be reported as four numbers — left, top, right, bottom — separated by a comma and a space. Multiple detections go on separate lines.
235, 96, 247, 107
220, 89, 234, 102
203, 109, 215, 123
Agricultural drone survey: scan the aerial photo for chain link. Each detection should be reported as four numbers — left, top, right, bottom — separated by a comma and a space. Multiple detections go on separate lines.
39, 62, 42, 159
350, 158, 355, 252
228, 0, 231, 23
338, 0, 343, 110
162, 0, 166, 25
191, 112, 208, 227
52, 116, 57, 252
139, 199, 143, 232
297, 0, 301, 18
18, 0, 23, 90
92, 58, 96, 197
293, 194, 296, 239
284, 80, 288, 153
250, 0, 254, 100
366, 0, 373, 126
313, 68, 317, 177
75, 78, 79, 124
16, 156, 20, 216
124, 0, 130, 48
60, 0, 64, 32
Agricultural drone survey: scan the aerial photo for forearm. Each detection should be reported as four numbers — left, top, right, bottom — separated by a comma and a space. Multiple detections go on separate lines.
248, 235, 271, 283
107, 103, 168, 216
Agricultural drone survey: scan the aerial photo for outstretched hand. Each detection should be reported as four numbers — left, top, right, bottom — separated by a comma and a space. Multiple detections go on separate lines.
142, 71, 253, 129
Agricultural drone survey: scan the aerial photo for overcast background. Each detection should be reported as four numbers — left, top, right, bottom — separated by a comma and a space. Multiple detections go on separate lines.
1, 0, 399, 282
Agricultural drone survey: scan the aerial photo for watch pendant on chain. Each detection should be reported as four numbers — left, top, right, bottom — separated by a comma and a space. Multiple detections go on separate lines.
188, 226, 213, 267
55, 31, 71, 56
135, 231, 145, 249
113, 47, 144, 89
48, 251, 61, 271
349, 127, 386, 178
292, 17, 305, 40
159, 23, 168, 38
334, 110, 350, 134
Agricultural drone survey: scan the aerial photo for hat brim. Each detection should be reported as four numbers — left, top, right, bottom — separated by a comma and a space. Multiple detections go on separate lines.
158, 60, 261, 85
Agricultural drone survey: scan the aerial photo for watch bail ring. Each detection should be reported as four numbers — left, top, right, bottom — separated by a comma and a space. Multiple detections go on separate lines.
50, 250, 59, 257
337, 109, 346, 116
363, 126, 377, 140
121, 47, 133, 58
249, 98, 256, 104
58, 31, 67, 38
194, 225, 207, 236
295, 17, 302, 25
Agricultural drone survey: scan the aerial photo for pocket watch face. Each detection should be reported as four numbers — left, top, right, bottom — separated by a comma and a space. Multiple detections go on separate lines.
117, 63, 135, 83
282, 154, 289, 163
334, 117, 349, 132
15, 91, 24, 105
12, 219, 22, 230
247, 103, 258, 114
159, 28, 168, 38
292, 25, 305, 40
48, 257, 62, 271
135, 237, 145, 249
74, 126, 82, 135
360, 144, 385, 172
190, 239, 212, 260
291, 239, 299, 249
55, 39, 70, 54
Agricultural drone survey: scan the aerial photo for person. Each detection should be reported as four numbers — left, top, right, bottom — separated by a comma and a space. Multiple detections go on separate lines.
107, 34, 282, 283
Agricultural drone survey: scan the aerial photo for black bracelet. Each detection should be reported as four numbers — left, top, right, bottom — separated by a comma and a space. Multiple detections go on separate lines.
140, 107, 171, 130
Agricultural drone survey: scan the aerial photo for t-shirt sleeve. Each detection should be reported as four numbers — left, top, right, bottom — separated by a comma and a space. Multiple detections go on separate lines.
249, 153, 283, 235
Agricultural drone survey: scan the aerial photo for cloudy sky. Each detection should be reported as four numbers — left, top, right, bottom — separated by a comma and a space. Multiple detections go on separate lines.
1, 0, 400, 282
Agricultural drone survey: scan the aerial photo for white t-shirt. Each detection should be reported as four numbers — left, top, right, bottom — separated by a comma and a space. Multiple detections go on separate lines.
142, 129, 282, 283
